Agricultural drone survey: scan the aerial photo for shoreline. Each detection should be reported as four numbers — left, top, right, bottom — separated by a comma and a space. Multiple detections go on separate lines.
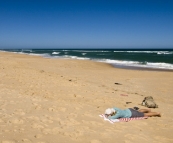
111, 64, 173, 72
0, 51, 173, 143
1, 50, 173, 72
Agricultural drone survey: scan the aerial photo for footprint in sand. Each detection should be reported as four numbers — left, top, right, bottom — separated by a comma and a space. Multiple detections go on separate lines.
31, 123, 44, 129
18, 128, 25, 133
58, 120, 66, 126
21, 139, 32, 143
67, 113, 78, 118
51, 127, 60, 134
2, 129, 10, 132
13, 109, 25, 115
7, 118, 24, 124
40, 118, 53, 124
64, 131, 83, 139
1, 140, 16, 143
0, 119, 4, 123
124, 140, 133, 143
90, 140, 102, 143
125, 134, 148, 142
41, 128, 52, 134
67, 119, 80, 126
59, 107, 66, 112
48, 107, 55, 112
27, 116, 40, 121
74, 107, 81, 111
32, 103, 42, 110
34, 134, 42, 139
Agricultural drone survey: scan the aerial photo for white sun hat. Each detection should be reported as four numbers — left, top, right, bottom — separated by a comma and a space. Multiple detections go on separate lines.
105, 108, 115, 115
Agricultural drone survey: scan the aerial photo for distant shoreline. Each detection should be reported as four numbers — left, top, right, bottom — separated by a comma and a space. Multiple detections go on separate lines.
1, 48, 173, 51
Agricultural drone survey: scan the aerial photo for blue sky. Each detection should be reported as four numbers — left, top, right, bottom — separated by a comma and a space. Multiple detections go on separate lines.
0, 0, 173, 49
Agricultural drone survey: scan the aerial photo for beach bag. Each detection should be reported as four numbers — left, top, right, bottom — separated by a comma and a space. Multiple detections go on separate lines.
142, 96, 158, 108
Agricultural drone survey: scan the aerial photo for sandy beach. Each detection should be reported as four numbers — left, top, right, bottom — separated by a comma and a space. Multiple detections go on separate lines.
0, 51, 173, 143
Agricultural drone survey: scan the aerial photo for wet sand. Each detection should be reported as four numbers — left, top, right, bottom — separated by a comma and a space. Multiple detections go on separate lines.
112, 64, 173, 72
0, 51, 173, 143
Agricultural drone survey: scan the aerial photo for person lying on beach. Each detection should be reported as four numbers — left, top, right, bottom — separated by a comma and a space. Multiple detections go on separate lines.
105, 107, 161, 119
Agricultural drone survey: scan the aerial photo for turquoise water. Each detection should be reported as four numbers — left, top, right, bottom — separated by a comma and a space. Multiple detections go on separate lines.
1, 49, 173, 70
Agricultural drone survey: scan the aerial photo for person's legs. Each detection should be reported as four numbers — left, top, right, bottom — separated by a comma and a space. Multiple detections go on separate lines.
129, 108, 144, 118
144, 112, 161, 117
138, 109, 151, 113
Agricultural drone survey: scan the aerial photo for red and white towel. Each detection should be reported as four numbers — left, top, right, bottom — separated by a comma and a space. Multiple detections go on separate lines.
99, 114, 147, 124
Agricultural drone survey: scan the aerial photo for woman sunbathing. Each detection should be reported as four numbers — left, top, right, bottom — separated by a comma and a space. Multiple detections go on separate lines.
105, 107, 161, 119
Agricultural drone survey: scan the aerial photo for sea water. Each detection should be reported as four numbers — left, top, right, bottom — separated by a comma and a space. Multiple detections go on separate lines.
1, 49, 173, 70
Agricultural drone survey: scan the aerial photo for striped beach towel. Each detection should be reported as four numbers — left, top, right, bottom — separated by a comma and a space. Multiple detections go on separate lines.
99, 114, 147, 124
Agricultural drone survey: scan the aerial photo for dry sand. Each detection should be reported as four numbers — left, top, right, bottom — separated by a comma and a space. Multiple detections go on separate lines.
0, 51, 173, 143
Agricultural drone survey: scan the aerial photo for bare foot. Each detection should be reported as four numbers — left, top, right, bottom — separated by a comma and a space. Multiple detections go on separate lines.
158, 113, 161, 117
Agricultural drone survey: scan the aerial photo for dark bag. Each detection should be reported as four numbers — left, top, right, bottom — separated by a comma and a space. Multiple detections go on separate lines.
142, 96, 158, 108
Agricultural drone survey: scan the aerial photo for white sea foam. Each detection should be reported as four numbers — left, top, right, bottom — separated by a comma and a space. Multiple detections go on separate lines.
127, 51, 158, 53
157, 51, 172, 55
52, 52, 60, 54
113, 51, 173, 54
61, 55, 90, 60
72, 50, 110, 52
99, 59, 139, 65
75, 57, 90, 60
81, 53, 87, 55
146, 62, 173, 69
98, 59, 173, 69
28, 53, 51, 57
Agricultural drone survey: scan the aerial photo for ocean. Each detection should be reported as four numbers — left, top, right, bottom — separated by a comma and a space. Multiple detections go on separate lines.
1, 49, 173, 70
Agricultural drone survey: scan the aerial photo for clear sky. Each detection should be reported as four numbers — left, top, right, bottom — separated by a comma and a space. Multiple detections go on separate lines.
0, 0, 173, 49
